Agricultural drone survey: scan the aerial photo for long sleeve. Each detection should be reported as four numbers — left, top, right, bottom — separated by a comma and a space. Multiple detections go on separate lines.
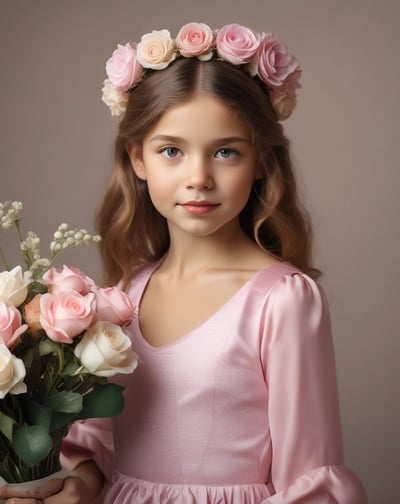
260, 273, 367, 503
60, 417, 114, 480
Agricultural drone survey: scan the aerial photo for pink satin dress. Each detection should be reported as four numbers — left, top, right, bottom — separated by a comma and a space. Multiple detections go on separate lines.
62, 261, 367, 503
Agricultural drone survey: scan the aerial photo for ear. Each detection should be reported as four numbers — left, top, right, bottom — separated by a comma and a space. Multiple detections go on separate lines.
127, 143, 147, 180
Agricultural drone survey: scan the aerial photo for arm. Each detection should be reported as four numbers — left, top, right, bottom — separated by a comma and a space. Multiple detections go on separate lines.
260, 273, 367, 503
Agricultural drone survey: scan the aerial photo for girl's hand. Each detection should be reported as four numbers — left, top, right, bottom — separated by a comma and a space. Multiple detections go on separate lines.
0, 476, 63, 503
0, 461, 105, 504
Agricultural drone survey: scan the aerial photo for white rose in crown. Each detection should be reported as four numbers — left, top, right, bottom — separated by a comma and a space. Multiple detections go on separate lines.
0, 344, 27, 399
0, 266, 30, 307
74, 321, 139, 377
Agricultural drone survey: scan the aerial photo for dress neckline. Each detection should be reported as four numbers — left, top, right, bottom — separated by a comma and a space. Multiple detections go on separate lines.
134, 260, 295, 351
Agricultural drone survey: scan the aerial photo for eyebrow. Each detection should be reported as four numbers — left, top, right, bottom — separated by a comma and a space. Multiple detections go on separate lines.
148, 135, 251, 144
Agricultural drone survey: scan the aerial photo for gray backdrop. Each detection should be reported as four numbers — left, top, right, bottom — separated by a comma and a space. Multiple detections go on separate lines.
1, 1, 399, 502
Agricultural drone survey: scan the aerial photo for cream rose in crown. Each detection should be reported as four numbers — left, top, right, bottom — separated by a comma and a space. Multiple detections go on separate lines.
0, 201, 139, 484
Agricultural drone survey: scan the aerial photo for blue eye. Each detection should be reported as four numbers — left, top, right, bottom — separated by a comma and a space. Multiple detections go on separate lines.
215, 148, 237, 159
160, 147, 181, 158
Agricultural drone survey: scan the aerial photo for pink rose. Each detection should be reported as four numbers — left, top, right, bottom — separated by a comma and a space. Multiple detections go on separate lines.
40, 291, 96, 343
216, 23, 261, 65
101, 79, 129, 117
269, 68, 301, 120
105, 42, 143, 92
176, 22, 215, 60
93, 287, 135, 326
255, 33, 300, 87
0, 301, 28, 349
137, 29, 177, 70
43, 265, 96, 296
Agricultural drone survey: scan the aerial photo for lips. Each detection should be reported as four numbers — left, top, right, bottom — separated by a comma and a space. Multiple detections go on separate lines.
179, 200, 220, 215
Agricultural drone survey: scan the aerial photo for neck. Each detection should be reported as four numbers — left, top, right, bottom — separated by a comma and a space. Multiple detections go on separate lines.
161, 221, 257, 278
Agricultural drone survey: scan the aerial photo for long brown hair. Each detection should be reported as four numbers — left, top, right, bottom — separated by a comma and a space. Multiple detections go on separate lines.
96, 58, 320, 286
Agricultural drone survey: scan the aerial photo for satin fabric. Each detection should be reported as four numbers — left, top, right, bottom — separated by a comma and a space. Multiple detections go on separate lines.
62, 262, 367, 503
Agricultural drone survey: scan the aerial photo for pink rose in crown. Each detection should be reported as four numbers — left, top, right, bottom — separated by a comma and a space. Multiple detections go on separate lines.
0, 301, 28, 349
255, 33, 300, 87
216, 23, 261, 65
176, 22, 215, 60
43, 265, 96, 296
137, 29, 177, 70
106, 42, 143, 92
93, 286, 135, 326
269, 68, 301, 120
40, 291, 96, 343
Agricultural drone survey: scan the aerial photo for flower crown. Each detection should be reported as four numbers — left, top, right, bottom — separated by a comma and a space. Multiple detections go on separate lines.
101, 22, 301, 121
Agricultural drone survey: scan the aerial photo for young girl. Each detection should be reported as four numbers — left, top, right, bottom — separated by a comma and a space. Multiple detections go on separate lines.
1, 22, 367, 504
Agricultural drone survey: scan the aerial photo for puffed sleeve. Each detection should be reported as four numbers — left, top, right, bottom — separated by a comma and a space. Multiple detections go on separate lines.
260, 273, 367, 503
60, 417, 114, 480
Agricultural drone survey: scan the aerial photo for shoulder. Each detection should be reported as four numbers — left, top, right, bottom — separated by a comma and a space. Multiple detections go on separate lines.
123, 261, 160, 297
256, 265, 333, 361
254, 263, 330, 326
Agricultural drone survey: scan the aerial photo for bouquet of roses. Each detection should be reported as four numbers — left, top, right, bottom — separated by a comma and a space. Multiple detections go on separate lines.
0, 201, 139, 484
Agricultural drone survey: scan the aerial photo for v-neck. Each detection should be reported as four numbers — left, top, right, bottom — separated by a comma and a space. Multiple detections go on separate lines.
133, 260, 294, 351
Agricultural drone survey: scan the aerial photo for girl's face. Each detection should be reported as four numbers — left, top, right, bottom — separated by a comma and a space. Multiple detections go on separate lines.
128, 93, 258, 239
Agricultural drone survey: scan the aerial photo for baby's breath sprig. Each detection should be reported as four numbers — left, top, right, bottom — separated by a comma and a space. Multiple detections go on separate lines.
0, 201, 24, 270
0, 201, 23, 230
50, 223, 101, 262
0, 201, 101, 280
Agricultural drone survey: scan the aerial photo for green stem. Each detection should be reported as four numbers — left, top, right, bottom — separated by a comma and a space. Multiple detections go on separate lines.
48, 345, 65, 394
0, 243, 10, 270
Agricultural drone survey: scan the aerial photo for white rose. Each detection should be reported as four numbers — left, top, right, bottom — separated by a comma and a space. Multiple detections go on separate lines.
74, 321, 139, 377
101, 79, 129, 117
0, 343, 27, 399
0, 266, 30, 307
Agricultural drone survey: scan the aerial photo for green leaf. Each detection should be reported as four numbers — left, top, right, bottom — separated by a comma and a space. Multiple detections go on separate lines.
12, 424, 53, 467
39, 338, 60, 357
46, 390, 83, 413
19, 397, 52, 432
78, 383, 125, 419
0, 411, 15, 442
62, 360, 82, 376
50, 411, 78, 432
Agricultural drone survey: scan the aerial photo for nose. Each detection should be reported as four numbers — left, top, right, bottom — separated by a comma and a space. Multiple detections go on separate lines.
185, 157, 214, 190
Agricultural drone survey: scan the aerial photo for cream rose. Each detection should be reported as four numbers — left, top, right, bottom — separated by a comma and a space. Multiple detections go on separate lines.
0, 266, 30, 307
136, 29, 177, 70
0, 343, 27, 399
23, 294, 42, 336
101, 79, 129, 117
74, 321, 139, 377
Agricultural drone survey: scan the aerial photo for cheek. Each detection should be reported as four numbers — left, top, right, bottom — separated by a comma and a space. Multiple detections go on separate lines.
224, 173, 254, 205
146, 174, 175, 205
